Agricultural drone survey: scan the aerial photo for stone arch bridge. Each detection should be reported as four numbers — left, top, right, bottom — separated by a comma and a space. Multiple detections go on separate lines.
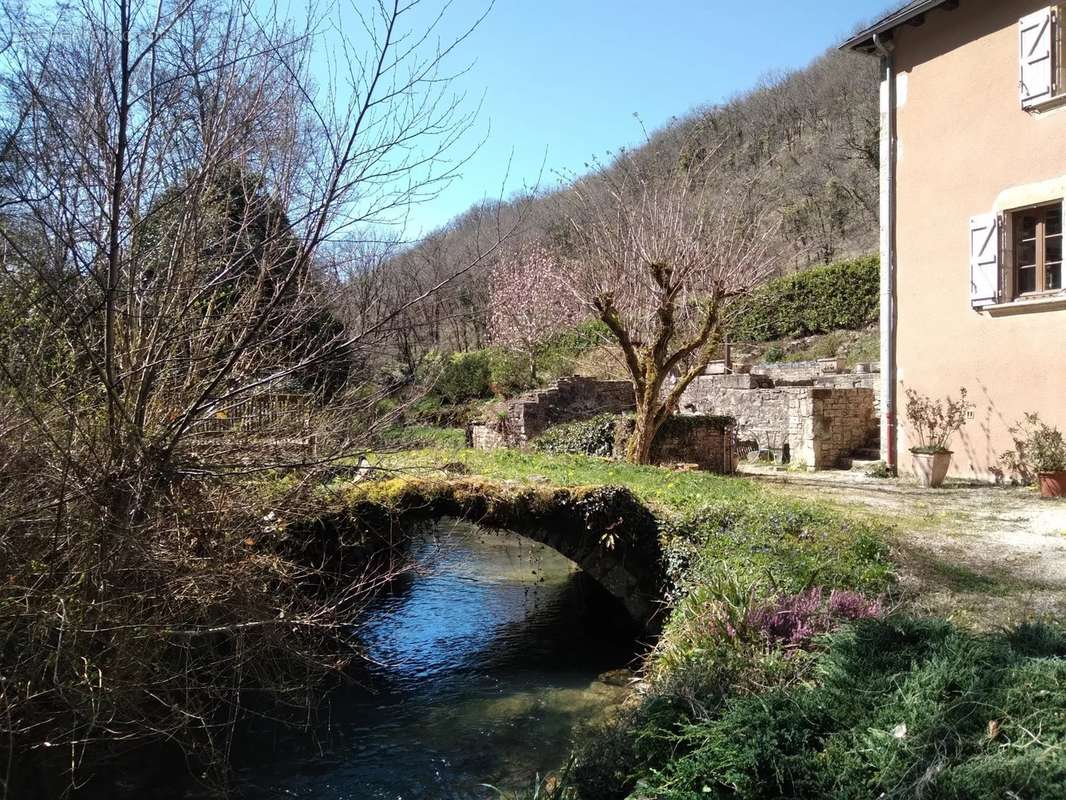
288, 478, 668, 630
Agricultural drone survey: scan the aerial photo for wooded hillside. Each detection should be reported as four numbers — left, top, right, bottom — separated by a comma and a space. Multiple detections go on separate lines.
378, 47, 880, 367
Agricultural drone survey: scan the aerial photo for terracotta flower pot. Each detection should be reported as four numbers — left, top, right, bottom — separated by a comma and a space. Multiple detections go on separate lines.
912, 450, 952, 488
1038, 471, 1066, 498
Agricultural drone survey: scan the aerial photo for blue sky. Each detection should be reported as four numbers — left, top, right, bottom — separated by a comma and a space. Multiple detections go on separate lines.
349, 0, 893, 238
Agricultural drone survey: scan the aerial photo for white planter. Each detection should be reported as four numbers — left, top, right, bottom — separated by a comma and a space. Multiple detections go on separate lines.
912, 451, 952, 488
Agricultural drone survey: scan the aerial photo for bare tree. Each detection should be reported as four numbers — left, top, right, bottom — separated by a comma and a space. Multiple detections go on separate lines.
0, 0, 506, 791
556, 145, 781, 464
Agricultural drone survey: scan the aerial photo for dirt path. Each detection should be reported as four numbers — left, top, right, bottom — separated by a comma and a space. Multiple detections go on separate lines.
740, 465, 1066, 628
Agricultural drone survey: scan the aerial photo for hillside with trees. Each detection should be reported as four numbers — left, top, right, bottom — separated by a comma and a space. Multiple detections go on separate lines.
375, 46, 880, 374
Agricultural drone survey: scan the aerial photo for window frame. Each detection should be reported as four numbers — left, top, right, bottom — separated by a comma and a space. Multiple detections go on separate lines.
1009, 202, 1063, 300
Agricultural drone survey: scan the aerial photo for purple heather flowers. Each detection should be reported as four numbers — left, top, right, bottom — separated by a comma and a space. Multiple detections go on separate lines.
741, 588, 883, 649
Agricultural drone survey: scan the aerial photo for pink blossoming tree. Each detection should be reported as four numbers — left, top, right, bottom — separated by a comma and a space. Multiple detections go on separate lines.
488, 245, 580, 382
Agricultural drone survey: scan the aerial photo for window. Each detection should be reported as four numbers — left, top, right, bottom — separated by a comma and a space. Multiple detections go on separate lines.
1014, 204, 1063, 296
1020, 6, 1065, 109
970, 202, 1065, 310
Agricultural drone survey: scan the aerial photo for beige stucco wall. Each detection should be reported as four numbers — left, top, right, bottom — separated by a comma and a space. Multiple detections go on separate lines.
891, 0, 1066, 479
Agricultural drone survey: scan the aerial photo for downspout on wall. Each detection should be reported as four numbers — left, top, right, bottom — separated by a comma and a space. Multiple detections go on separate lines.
873, 34, 899, 474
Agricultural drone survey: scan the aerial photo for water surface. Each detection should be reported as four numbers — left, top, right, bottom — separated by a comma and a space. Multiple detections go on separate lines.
233, 519, 639, 799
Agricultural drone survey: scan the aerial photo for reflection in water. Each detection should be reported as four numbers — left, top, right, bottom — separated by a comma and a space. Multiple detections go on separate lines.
233, 519, 639, 799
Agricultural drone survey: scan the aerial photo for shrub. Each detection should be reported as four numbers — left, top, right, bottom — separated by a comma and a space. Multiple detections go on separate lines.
434, 350, 492, 404
730, 256, 879, 342
486, 347, 536, 396
531, 414, 621, 457
904, 386, 973, 454
1000, 412, 1066, 481
762, 344, 786, 363
632, 618, 1066, 800
535, 318, 612, 382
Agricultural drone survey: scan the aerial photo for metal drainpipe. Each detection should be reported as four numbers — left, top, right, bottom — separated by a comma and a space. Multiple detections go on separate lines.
873, 33, 898, 475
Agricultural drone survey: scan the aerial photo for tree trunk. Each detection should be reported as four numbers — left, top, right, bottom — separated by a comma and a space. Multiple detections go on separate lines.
625, 399, 660, 464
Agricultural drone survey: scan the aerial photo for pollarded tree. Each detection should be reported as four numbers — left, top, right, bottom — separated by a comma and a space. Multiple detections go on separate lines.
488, 244, 580, 383
556, 145, 781, 464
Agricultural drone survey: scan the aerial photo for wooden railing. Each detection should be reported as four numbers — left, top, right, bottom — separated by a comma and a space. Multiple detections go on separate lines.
194, 393, 312, 437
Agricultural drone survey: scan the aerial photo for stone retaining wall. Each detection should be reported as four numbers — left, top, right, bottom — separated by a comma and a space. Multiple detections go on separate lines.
470, 364, 879, 472
788, 388, 876, 469
616, 416, 737, 473
653, 419, 736, 474
674, 367, 879, 469
500, 376, 634, 445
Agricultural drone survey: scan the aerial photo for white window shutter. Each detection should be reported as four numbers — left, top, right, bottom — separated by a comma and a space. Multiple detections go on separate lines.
970, 213, 1000, 308
1020, 7, 1055, 107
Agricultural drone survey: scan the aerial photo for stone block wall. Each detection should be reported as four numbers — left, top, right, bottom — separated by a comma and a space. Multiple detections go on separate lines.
788, 388, 877, 469
467, 423, 507, 450
648, 417, 736, 473
674, 365, 879, 470
469, 377, 635, 449
678, 373, 791, 454
750, 358, 848, 382
504, 376, 634, 445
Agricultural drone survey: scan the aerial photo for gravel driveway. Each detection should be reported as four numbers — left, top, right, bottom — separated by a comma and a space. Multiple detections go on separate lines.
740, 465, 1066, 627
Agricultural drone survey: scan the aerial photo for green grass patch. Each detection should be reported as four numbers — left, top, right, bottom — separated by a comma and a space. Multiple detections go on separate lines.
624, 618, 1066, 800
379, 425, 467, 449
664, 498, 894, 598
376, 446, 760, 516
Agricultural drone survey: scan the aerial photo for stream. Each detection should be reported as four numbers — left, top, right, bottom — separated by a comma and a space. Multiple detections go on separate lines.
230, 518, 641, 799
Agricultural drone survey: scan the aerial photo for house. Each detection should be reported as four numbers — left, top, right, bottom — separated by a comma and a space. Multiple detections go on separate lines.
844, 0, 1066, 480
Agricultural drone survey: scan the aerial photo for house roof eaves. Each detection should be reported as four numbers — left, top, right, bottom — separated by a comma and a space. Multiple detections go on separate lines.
841, 0, 957, 53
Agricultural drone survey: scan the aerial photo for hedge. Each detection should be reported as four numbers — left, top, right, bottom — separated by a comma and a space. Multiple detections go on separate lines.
730, 255, 879, 343
531, 413, 619, 458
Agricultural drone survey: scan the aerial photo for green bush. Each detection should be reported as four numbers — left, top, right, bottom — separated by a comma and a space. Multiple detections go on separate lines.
632, 618, 1066, 800
486, 347, 536, 397
730, 255, 879, 342
531, 414, 621, 457
434, 350, 492, 404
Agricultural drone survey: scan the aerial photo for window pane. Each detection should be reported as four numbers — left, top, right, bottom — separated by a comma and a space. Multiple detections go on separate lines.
1019, 266, 1037, 294
1047, 233, 1062, 265
1048, 263, 1062, 291
1019, 213, 1039, 240
1018, 238, 1037, 266
1047, 206, 1063, 237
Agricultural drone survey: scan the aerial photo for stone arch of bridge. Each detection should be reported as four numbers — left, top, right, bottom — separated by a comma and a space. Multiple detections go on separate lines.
309, 479, 668, 631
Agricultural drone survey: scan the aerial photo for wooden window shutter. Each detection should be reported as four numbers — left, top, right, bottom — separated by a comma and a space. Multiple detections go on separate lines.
970, 213, 1000, 308
1020, 7, 1055, 107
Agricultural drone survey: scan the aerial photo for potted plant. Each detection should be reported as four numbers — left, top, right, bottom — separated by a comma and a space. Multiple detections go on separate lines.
1000, 413, 1066, 498
904, 387, 973, 488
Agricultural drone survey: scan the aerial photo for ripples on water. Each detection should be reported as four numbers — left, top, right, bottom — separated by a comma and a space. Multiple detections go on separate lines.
232, 519, 640, 800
